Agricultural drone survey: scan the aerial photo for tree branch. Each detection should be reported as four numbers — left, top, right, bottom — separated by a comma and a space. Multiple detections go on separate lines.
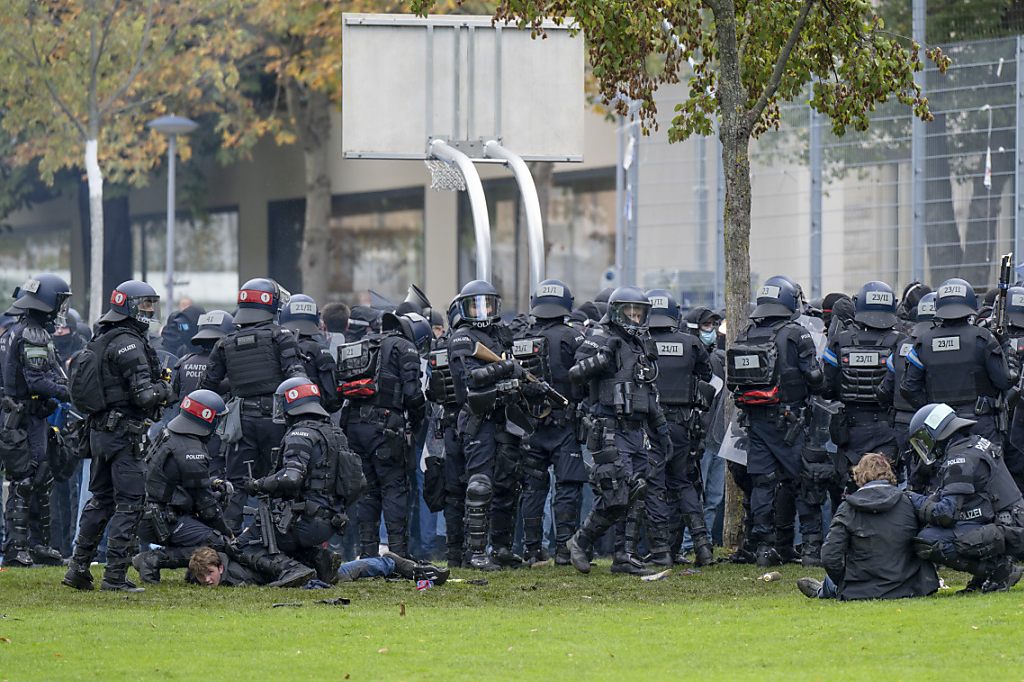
746, 0, 815, 127
98, 0, 157, 114
26, 13, 87, 139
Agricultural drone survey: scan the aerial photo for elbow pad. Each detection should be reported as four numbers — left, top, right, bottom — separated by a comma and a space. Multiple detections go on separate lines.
406, 390, 426, 412
260, 467, 304, 496
568, 352, 611, 384
133, 384, 160, 410
804, 367, 823, 391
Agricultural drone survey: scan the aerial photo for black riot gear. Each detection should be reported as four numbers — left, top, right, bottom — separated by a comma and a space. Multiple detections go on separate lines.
605, 287, 651, 336
454, 280, 501, 328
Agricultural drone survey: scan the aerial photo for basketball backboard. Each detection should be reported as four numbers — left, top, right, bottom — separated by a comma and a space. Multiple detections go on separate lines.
341, 13, 584, 162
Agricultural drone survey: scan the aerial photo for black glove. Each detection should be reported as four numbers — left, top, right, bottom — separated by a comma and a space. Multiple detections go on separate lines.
656, 426, 673, 460
522, 382, 548, 401
244, 478, 262, 496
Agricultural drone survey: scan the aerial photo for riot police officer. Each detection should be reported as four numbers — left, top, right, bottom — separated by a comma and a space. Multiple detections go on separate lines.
1002, 287, 1024, 490
199, 278, 306, 532
566, 287, 671, 575
901, 278, 1017, 444
879, 292, 936, 488
1, 274, 72, 567
64, 280, 172, 592
280, 294, 342, 414
447, 280, 528, 571
727, 277, 824, 567
339, 311, 429, 558
908, 403, 1024, 592
515, 279, 586, 565
241, 377, 362, 586
172, 311, 234, 399
427, 300, 468, 566
644, 289, 714, 567
132, 389, 234, 583
822, 281, 901, 488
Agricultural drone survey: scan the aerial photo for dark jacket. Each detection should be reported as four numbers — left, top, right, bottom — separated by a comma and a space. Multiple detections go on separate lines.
821, 480, 940, 600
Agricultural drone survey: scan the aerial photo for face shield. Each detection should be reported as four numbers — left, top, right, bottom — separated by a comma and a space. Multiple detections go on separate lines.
272, 391, 288, 424
53, 293, 71, 328
909, 426, 938, 466
132, 295, 162, 325
460, 294, 500, 322
611, 302, 650, 332
276, 283, 292, 309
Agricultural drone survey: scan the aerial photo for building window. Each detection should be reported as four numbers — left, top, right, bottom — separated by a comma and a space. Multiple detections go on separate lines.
458, 167, 616, 313
131, 209, 239, 311
327, 187, 424, 305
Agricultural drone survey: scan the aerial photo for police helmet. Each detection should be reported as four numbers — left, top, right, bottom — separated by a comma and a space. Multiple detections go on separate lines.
645, 289, 680, 329
446, 296, 462, 330
168, 389, 227, 437
908, 403, 976, 466
605, 286, 651, 335
751, 276, 800, 319
273, 376, 328, 421
279, 294, 321, 336
10, 274, 72, 325
382, 311, 433, 354
454, 280, 501, 328
853, 280, 898, 329
934, 278, 977, 321
897, 281, 932, 321
235, 278, 290, 325
1006, 286, 1024, 328
530, 279, 574, 319
915, 292, 937, 322
100, 280, 160, 326
192, 310, 235, 343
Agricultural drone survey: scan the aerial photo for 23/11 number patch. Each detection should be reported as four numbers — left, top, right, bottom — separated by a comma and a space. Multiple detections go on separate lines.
848, 352, 880, 367
932, 337, 961, 352
734, 355, 760, 369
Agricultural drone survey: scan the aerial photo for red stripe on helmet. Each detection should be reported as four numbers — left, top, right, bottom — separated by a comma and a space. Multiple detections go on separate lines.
238, 289, 275, 305
284, 382, 321, 403
180, 396, 217, 423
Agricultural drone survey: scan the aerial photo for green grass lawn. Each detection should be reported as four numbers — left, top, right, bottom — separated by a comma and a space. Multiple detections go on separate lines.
1, 559, 1023, 681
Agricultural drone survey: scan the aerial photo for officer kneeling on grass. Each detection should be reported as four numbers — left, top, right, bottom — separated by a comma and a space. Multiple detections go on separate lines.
796, 453, 939, 600
907, 403, 1024, 593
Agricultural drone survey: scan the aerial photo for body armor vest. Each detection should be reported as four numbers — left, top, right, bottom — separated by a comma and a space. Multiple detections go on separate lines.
427, 346, 457, 407
917, 324, 997, 406
945, 435, 1023, 521
223, 325, 285, 398
728, 320, 806, 404
591, 331, 655, 417
176, 351, 211, 397
651, 328, 699, 406
522, 321, 582, 400
836, 327, 899, 406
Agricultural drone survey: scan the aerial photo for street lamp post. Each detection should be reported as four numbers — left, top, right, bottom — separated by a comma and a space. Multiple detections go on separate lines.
147, 115, 198, 309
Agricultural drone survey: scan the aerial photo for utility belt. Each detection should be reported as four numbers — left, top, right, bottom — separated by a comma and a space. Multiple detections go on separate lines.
843, 406, 886, 427
143, 502, 177, 543
273, 499, 337, 534
93, 409, 150, 437
240, 395, 275, 416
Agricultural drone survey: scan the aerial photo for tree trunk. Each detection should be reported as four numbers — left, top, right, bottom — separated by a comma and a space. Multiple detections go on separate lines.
287, 84, 332, 304
85, 138, 105, 324
712, 0, 754, 551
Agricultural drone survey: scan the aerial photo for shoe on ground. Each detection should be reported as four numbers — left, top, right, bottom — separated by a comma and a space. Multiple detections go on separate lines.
756, 545, 783, 568
468, 552, 503, 572
796, 577, 822, 598
566, 535, 591, 574
100, 580, 145, 593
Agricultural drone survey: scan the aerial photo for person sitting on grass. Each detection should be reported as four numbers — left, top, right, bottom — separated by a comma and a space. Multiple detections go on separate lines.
797, 453, 940, 600
187, 546, 449, 587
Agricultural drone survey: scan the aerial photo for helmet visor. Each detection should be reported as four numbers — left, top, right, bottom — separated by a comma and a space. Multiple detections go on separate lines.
277, 283, 292, 309
611, 302, 650, 329
54, 293, 71, 328
460, 294, 500, 322
271, 392, 287, 424
133, 296, 161, 325
909, 427, 938, 466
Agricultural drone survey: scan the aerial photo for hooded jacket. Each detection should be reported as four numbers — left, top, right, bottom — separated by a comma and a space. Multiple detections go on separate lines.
821, 479, 939, 600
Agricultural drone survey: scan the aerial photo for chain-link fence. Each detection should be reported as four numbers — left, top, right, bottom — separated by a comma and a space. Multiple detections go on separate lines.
637, 35, 1021, 307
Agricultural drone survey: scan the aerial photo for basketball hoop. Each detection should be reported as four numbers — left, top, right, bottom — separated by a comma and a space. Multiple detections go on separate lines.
424, 157, 467, 192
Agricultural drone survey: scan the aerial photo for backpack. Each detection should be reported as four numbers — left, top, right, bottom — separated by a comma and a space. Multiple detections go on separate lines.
726, 321, 785, 405
336, 335, 382, 398
67, 329, 121, 416
309, 423, 366, 508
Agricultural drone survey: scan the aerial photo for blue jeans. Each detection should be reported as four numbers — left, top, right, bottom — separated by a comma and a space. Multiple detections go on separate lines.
337, 556, 396, 581
817, 575, 839, 599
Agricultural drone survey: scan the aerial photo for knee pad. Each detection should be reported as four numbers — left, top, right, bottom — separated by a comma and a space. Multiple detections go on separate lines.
466, 474, 493, 507
913, 537, 945, 562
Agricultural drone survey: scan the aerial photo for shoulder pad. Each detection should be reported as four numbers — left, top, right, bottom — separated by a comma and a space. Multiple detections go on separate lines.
22, 324, 51, 346
580, 338, 601, 350
448, 334, 474, 351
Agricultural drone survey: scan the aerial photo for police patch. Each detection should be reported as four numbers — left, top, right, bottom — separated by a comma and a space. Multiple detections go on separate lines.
758, 285, 781, 299
865, 291, 894, 306
538, 284, 564, 297
900, 343, 912, 356
648, 296, 669, 309
938, 283, 968, 299
931, 337, 960, 352
656, 342, 684, 356
291, 301, 317, 315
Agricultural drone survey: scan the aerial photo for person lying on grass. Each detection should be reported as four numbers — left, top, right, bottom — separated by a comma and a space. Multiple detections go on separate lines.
186, 546, 449, 587
797, 453, 940, 600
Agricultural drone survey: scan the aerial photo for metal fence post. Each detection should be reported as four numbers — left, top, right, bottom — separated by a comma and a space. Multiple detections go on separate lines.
910, 0, 926, 282
1016, 35, 1024, 262
809, 105, 822, 299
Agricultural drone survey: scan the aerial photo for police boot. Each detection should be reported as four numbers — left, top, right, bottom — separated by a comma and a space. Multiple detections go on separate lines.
801, 534, 823, 568
491, 514, 524, 568
31, 489, 64, 565
62, 560, 95, 591
981, 558, 1024, 593
3, 487, 33, 567
385, 522, 408, 559
464, 481, 501, 572
554, 509, 577, 566
610, 519, 654, 576
610, 551, 655, 576
755, 544, 783, 568
131, 547, 195, 584
647, 528, 674, 568
101, 541, 145, 593
385, 551, 451, 585
522, 516, 549, 565
687, 514, 715, 567
30, 545, 64, 566
312, 548, 344, 585
566, 530, 594, 574
358, 522, 380, 558
266, 555, 317, 588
